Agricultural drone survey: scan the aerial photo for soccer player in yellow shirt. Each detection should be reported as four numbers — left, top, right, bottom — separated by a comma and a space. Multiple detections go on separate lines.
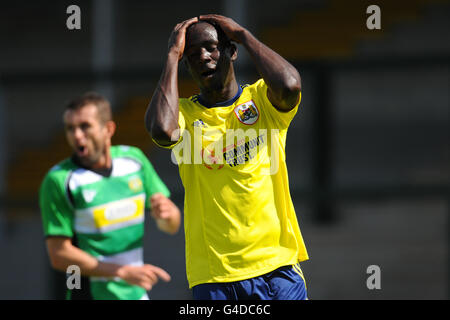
145, 15, 309, 300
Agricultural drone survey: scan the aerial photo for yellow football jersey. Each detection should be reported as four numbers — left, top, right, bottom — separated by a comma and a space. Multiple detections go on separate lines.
156, 78, 308, 288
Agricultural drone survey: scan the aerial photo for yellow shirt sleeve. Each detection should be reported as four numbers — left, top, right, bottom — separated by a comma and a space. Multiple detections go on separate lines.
253, 79, 301, 130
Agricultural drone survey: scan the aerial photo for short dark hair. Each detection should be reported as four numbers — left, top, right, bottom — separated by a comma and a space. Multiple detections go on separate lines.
187, 20, 232, 48
65, 92, 112, 124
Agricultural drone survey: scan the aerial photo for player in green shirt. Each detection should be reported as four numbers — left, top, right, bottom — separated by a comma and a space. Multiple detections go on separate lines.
39, 92, 181, 300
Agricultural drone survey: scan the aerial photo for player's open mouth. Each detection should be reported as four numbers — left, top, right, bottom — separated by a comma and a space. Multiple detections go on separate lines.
201, 69, 216, 77
76, 146, 88, 157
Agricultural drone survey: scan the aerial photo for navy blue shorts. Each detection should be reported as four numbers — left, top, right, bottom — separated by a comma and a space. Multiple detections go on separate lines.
192, 263, 307, 300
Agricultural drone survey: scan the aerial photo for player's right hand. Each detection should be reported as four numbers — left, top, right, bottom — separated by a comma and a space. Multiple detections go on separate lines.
117, 264, 171, 291
168, 17, 198, 60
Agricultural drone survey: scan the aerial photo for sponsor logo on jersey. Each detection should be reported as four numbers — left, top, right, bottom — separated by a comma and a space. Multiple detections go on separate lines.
93, 197, 144, 229
223, 133, 265, 167
104, 200, 138, 221
234, 100, 259, 125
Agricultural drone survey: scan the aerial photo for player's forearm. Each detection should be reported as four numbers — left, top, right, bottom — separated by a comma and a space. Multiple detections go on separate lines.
240, 30, 301, 110
48, 242, 124, 278
145, 52, 181, 146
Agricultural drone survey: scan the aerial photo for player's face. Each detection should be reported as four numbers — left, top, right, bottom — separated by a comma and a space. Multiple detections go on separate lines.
184, 22, 235, 92
64, 104, 112, 168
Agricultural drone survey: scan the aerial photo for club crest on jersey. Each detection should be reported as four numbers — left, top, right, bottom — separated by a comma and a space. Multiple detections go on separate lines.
128, 176, 143, 192
234, 100, 259, 125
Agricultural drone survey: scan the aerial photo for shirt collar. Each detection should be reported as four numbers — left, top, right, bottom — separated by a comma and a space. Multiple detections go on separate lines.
197, 85, 243, 108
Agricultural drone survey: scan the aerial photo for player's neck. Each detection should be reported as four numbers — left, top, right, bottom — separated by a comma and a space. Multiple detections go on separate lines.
91, 146, 112, 170
199, 79, 239, 108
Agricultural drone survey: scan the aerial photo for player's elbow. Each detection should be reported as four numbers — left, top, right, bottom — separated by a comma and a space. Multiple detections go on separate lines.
46, 238, 72, 272
272, 75, 301, 111
282, 72, 301, 102
145, 109, 179, 146
151, 125, 180, 147
48, 252, 68, 272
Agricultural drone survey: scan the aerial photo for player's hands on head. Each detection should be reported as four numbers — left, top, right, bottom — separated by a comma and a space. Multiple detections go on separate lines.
199, 14, 246, 44
168, 17, 198, 60
118, 264, 171, 291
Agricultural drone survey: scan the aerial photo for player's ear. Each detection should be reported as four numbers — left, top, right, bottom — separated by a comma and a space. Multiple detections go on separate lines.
105, 120, 116, 138
228, 43, 238, 62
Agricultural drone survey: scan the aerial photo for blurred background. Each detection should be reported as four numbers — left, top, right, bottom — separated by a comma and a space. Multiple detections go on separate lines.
0, 0, 448, 299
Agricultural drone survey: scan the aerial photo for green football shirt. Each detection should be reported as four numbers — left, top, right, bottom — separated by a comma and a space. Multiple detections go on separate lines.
39, 145, 170, 300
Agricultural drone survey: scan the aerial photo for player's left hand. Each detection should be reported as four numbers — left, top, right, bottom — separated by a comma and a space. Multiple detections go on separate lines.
199, 14, 247, 44
150, 193, 178, 220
